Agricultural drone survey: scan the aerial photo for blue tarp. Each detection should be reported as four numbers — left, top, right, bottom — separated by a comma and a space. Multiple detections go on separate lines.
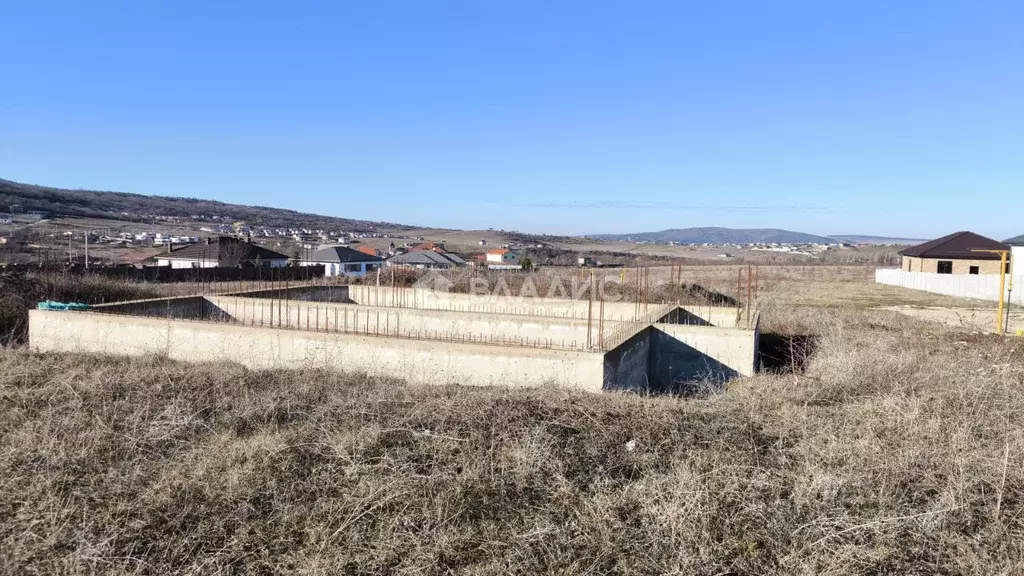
36, 301, 90, 311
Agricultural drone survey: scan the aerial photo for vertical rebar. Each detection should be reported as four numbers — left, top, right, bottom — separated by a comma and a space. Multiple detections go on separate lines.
746, 264, 752, 327
754, 265, 759, 304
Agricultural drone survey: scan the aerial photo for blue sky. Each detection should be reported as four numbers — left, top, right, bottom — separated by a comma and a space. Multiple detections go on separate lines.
1, 0, 1021, 238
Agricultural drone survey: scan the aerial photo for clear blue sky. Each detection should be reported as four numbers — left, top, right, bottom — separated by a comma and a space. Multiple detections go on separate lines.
2, 1, 1021, 238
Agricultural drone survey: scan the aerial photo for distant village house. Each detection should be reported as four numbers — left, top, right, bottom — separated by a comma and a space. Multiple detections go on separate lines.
485, 248, 519, 265
156, 236, 289, 268
387, 250, 466, 269
300, 246, 383, 277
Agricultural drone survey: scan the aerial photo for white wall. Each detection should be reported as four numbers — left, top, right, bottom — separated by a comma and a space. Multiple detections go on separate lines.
486, 252, 518, 263
300, 260, 381, 277
157, 259, 217, 269
876, 268, 1023, 304
1013, 246, 1024, 275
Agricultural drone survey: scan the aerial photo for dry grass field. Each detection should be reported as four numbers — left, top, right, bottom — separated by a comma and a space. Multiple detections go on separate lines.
2, 265, 1023, 574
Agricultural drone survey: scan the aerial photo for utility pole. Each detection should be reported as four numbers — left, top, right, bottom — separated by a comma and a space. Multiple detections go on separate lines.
84, 231, 89, 269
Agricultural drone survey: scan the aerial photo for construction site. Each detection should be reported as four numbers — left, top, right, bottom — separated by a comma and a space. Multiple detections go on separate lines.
28, 270, 761, 393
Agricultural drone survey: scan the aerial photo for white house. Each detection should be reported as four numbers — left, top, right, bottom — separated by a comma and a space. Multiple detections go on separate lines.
1007, 234, 1024, 275
387, 250, 466, 269
300, 246, 384, 277
156, 236, 289, 268
485, 249, 519, 264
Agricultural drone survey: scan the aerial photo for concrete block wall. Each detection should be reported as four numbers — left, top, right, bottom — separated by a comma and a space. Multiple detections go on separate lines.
29, 310, 606, 391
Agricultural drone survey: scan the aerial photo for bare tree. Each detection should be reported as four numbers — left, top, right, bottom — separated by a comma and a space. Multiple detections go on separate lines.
218, 238, 252, 268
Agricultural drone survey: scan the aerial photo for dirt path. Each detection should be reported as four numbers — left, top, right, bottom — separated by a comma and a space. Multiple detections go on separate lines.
879, 305, 1024, 335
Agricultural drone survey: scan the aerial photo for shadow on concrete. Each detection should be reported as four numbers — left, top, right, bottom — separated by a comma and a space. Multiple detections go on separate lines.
229, 285, 353, 303
758, 332, 817, 374
648, 328, 739, 396
602, 327, 653, 393
92, 296, 237, 323
604, 328, 740, 397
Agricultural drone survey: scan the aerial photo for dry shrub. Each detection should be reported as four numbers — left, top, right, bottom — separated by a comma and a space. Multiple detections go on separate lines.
732, 310, 1024, 573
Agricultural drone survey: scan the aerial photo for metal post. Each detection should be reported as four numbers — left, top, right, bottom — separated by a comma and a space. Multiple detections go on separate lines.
972, 249, 1010, 334
998, 252, 1008, 334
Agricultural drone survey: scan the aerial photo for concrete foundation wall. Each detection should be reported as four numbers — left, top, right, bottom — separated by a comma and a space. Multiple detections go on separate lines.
227, 285, 352, 303
29, 310, 605, 391
345, 286, 742, 326
32, 289, 759, 394
602, 327, 651, 392
91, 296, 227, 320
206, 296, 621, 348
649, 323, 758, 382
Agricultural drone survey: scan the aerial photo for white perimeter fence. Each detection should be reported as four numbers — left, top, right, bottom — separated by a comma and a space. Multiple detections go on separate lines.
875, 268, 1024, 305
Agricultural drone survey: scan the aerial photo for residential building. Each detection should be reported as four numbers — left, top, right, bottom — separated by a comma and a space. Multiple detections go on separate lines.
899, 231, 1010, 275
354, 245, 383, 258
0, 213, 11, 225
1005, 234, 1024, 275
300, 246, 383, 277
387, 251, 466, 269
410, 242, 447, 253
485, 248, 519, 264
156, 236, 289, 268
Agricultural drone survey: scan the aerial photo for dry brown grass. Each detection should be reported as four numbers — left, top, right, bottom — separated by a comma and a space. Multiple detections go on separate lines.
4, 264, 1024, 573
3, 303, 1024, 574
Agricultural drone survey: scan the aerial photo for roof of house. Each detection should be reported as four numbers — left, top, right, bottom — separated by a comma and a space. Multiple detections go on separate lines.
354, 245, 381, 257
388, 251, 465, 266
305, 246, 384, 263
410, 242, 447, 253
899, 231, 1009, 260
160, 237, 289, 262
1004, 234, 1024, 246
487, 248, 511, 255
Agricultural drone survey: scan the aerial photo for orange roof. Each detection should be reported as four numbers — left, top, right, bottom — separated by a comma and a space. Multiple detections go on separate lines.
355, 245, 379, 257
488, 248, 511, 255
411, 242, 446, 254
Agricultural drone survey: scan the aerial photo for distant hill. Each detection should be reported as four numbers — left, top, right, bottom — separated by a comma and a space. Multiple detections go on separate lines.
827, 234, 925, 246
0, 178, 413, 232
592, 227, 835, 245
